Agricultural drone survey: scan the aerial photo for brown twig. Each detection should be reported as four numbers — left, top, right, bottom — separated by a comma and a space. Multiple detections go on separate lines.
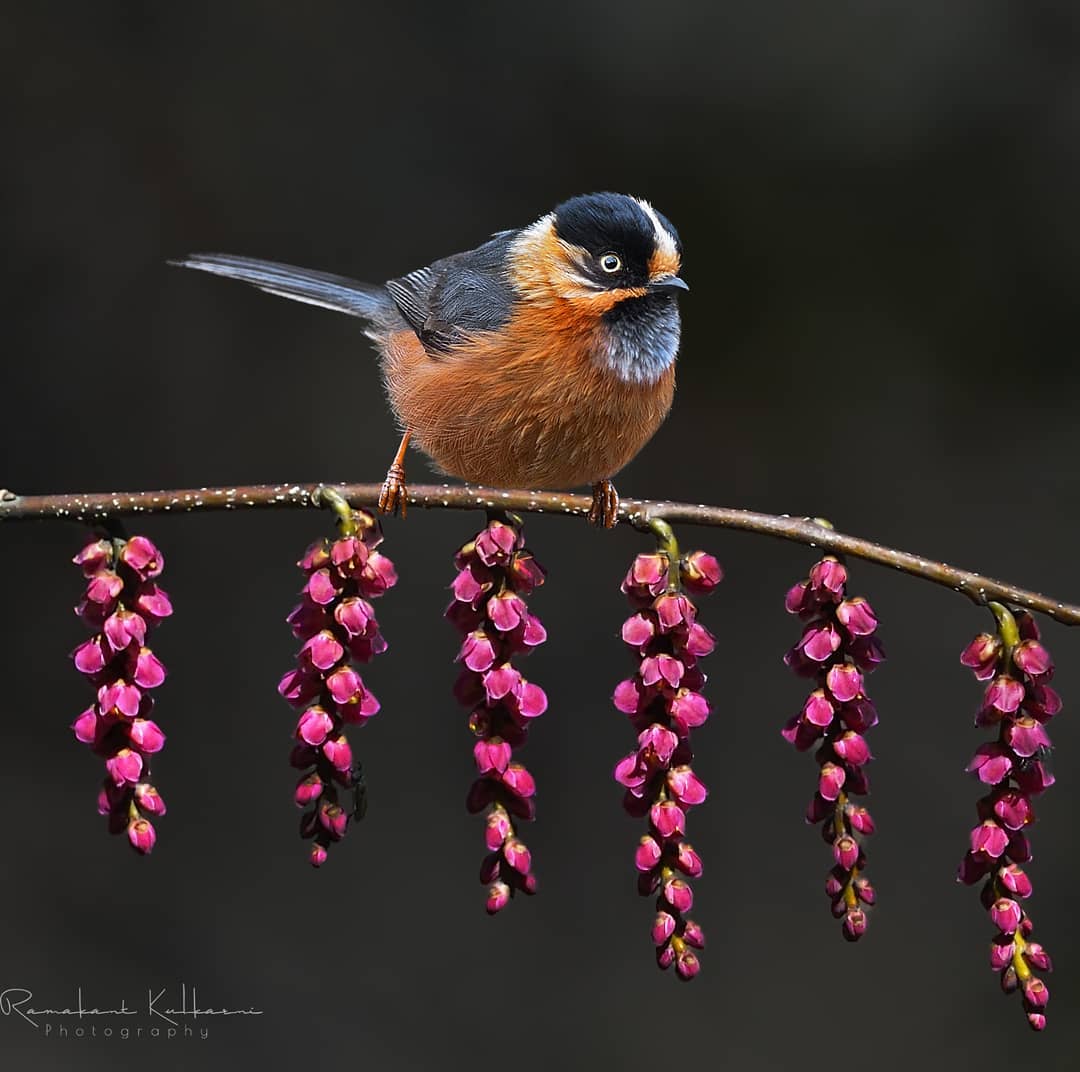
1, 482, 1077, 626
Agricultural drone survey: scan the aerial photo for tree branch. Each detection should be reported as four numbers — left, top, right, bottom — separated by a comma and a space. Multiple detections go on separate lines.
2, 482, 1077, 627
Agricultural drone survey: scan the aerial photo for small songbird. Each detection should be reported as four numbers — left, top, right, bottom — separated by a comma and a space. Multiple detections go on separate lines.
174, 192, 688, 526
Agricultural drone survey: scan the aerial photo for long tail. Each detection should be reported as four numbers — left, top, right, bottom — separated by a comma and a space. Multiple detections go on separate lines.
170, 253, 388, 319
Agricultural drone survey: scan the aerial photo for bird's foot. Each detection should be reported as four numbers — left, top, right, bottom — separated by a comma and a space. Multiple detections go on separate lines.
588, 479, 619, 528
378, 463, 408, 517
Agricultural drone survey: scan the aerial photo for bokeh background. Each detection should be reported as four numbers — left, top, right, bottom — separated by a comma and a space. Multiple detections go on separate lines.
4, 4, 1080, 1069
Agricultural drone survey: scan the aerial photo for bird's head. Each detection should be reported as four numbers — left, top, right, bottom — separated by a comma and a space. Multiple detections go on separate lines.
509, 192, 686, 382
510, 191, 686, 305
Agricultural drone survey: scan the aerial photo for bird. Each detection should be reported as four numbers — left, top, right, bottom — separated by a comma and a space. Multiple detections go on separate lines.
173, 191, 688, 527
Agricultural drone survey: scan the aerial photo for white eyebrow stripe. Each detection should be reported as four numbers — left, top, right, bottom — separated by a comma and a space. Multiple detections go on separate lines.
636, 198, 678, 265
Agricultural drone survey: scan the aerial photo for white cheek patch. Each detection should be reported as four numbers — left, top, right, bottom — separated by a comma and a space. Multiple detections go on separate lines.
635, 198, 679, 267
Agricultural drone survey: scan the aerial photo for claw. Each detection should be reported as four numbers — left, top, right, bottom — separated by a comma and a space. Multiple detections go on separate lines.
588, 479, 619, 529
378, 463, 408, 517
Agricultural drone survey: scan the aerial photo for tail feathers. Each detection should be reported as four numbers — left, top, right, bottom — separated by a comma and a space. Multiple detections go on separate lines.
170, 253, 388, 319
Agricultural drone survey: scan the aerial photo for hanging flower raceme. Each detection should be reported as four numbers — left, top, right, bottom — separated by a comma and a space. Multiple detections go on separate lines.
278, 506, 396, 867
958, 603, 1058, 1032
71, 534, 172, 854
613, 536, 721, 981
782, 556, 884, 941
447, 515, 548, 914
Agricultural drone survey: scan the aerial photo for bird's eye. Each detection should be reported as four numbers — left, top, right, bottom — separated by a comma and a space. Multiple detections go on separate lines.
599, 252, 622, 273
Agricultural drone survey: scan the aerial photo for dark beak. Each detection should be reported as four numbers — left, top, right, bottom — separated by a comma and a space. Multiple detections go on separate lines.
648, 275, 689, 293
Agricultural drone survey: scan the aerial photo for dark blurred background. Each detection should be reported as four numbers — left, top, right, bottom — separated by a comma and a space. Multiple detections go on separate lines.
4, 3, 1080, 1069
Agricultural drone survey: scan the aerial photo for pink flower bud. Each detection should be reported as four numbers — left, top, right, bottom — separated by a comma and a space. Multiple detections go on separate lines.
485, 882, 511, 915
960, 633, 1002, 680
683, 920, 705, 948
474, 737, 512, 775
998, 864, 1032, 899
800, 622, 842, 662
833, 835, 859, 871
303, 630, 344, 671
818, 762, 846, 802
485, 808, 512, 851
132, 647, 166, 689
501, 763, 536, 799
73, 637, 108, 674
1021, 977, 1049, 1010
652, 912, 676, 945
104, 609, 147, 652
120, 536, 163, 579
72, 707, 100, 745
294, 773, 324, 806
511, 681, 546, 722
623, 553, 668, 596
459, 631, 497, 672
483, 663, 522, 702
322, 735, 353, 773
97, 679, 142, 718
675, 842, 704, 878
808, 558, 847, 596
86, 570, 123, 605
650, 801, 686, 838
675, 950, 701, 980
503, 838, 531, 875
635, 836, 662, 873
106, 748, 143, 786
127, 817, 157, 854
1022, 943, 1052, 972
842, 908, 867, 942
990, 897, 1023, 934
669, 688, 710, 732
966, 743, 1013, 785
680, 551, 722, 594
639, 723, 678, 765
133, 583, 173, 621
1013, 640, 1052, 679
474, 521, 519, 566
825, 663, 863, 703
360, 552, 397, 596
970, 820, 1009, 859
640, 654, 684, 688
832, 731, 871, 766
1005, 716, 1051, 758
134, 783, 166, 816
128, 718, 166, 754
487, 591, 528, 632
655, 593, 695, 631
667, 765, 707, 806
318, 803, 348, 840
297, 707, 334, 746
621, 612, 656, 648
74, 538, 112, 575
662, 877, 693, 912
332, 597, 372, 638
836, 598, 878, 637
985, 675, 1025, 715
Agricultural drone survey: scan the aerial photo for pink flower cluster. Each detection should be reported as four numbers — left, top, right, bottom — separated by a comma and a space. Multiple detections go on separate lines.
447, 516, 547, 913
958, 608, 1058, 1031
278, 510, 396, 867
782, 556, 884, 941
613, 549, 721, 980
71, 534, 172, 854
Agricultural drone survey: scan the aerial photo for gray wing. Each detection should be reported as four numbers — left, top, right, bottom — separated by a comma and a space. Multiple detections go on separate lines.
385, 232, 517, 355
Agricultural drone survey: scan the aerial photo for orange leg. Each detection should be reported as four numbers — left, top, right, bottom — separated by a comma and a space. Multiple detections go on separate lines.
378, 430, 411, 517
588, 478, 620, 529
